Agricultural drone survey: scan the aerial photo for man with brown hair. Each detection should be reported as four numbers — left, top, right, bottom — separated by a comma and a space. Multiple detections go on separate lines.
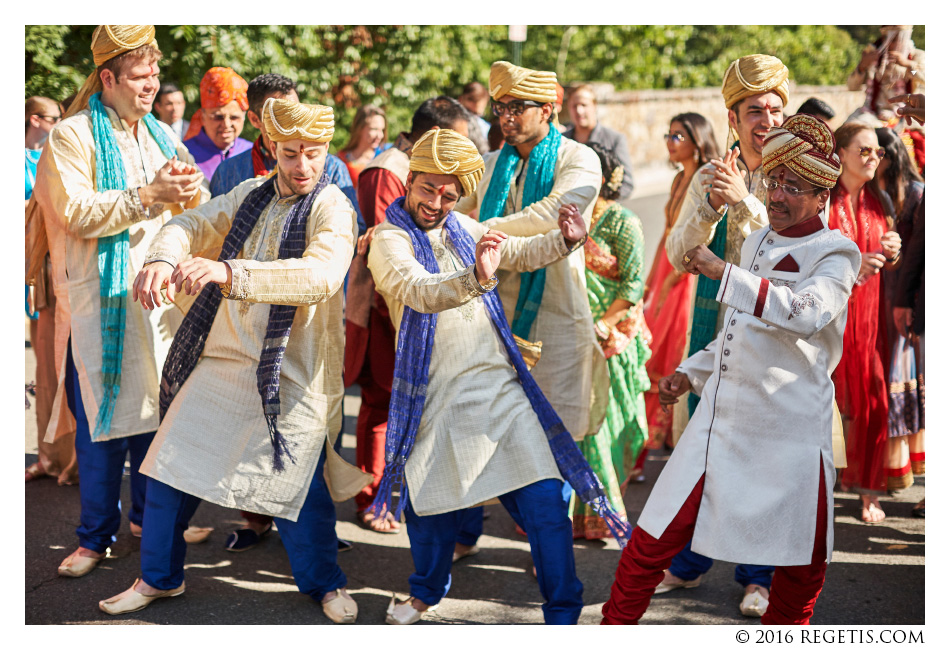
29, 24, 206, 579
563, 83, 634, 200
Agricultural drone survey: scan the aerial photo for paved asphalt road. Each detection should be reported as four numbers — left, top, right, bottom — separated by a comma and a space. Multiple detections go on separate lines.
24, 189, 924, 625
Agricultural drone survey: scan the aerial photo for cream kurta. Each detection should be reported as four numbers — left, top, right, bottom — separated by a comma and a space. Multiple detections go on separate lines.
32, 107, 207, 442
665, 159, 769, 441
138, 178, 362, 521
456, 137, 606, 438
367, 217, 580, 516
639, 218, 860, 566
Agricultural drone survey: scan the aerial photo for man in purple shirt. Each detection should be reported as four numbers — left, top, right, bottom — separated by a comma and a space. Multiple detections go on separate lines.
183, 67, 253, 182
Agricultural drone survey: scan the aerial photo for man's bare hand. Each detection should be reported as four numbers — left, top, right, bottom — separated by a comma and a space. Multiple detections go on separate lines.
557, 203, 587, 246
702, 148, 747, 211
893, 306, 914, 340
683, 245, 726, 281
659, 371, 691, 413
881, 231, 902, 260
858, 252, 886, 283
133, 261, 175, 310
858, 44, 878, 73
139, 158, 203, 207
356, 225, 377, 256
475, 229, 507, 286
171, 258, 231, 296
889, 93, 925, 126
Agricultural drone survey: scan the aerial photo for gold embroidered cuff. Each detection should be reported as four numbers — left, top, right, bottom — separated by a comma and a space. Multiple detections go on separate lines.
224, 259, 251, 300
699, 198, 726, 224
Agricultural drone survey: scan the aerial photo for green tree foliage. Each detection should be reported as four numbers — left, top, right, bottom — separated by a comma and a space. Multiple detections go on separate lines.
26, 25, 914, 145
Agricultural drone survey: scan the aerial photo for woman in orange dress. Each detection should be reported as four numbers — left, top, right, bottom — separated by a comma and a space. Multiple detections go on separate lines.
828, 122, 902, 523
634, 114, 719, 477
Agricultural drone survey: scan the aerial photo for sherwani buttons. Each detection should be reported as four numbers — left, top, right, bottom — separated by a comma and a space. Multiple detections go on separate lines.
721, 364, 728, 371
767, 238, 774, 244
754, 265, 760, 271
723, 349, 730, 356
731, 319, 737, 326
727, 334, 733, 341
758, 251, 764, 256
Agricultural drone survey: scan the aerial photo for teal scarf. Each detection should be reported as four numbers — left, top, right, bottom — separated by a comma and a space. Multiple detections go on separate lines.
479, 126, 561, 338
687, 142, 738, 415
88, 92, 177, 438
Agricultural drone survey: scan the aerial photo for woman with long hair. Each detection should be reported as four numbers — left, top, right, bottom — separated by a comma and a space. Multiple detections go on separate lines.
568, 142, 651, 539
635, 113, 719, 474
339, 105, 389, 187
874, 127, 924, 495
829, 122, 902, 523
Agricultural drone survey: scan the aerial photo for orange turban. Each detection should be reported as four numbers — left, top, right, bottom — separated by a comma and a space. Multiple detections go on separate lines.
184, 67, 249, 141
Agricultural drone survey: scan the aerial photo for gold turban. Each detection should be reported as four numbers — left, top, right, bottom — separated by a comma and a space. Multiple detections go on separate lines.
761, 114, 842, 188
489, 61, 560, 125
721, 54, 790, 110
409, 127, 485, 197
66, 25, 159, 118
262, 97, 335, 143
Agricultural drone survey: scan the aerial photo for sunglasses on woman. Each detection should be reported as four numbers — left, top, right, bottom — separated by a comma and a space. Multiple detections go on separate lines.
663, 133, 687, 143
852, 146, 886, 159
491, 99, 545, 117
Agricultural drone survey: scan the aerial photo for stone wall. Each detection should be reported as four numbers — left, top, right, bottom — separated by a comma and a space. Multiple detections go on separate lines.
564, 84, 867, 195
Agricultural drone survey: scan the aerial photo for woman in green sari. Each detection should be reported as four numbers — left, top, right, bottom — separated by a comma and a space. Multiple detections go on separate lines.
570, 143, 651, 539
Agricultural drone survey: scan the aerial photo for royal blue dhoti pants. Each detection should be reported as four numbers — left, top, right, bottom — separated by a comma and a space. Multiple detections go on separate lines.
65, 342, 154, 554
139, 449, 346, 601
669, 541, 774, 589
405, 478, 584, 624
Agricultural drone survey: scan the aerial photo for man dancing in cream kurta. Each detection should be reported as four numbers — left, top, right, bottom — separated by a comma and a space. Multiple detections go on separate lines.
367, 128, 628, 625
29, 24, 206, 579
98, 98, 367, 624
453, 61, 607, 552
602, 114, 861, 625
658, 54, 789, 616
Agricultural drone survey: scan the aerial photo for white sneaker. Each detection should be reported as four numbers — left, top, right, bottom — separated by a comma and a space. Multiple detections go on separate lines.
653, 569, 702, 594
739, 587, 769, 617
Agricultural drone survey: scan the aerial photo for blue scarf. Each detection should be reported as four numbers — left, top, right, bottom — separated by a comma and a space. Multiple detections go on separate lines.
371, 197, 631, 547
479, 126, 561, 339
159, 171, 330, 472
87, 92, 177, 439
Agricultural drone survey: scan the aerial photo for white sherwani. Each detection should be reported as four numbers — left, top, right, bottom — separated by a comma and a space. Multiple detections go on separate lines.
367, 217, 580, 516
138, 177, 368, 521
456, 137, 607, 438
32, 107, 207, 442
638, 215, 860, 566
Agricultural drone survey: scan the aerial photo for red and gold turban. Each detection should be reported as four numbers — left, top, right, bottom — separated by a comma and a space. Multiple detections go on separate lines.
761, 114, 842, 188
184, 67, 249, 140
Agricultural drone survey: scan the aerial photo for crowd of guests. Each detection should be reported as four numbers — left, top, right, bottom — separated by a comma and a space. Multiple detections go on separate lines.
25, 24, 924, 625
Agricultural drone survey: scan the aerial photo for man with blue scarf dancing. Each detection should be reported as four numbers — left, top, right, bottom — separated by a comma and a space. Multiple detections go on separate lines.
29, 25, 207, 580
452, 60, 609, 558
98, 97, 369, 623
367, 127, 629, 625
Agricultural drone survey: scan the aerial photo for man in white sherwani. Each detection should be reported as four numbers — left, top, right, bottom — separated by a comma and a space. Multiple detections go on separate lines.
29, 25, 208, 580
367, 128, 627, 625
452, 60, 608, 554
98, 98, 369, 624
601, 114, 861, 625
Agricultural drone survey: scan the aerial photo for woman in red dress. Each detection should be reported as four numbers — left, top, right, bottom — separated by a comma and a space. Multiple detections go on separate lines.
828, 122, 902, 523
635, 114, 719, 476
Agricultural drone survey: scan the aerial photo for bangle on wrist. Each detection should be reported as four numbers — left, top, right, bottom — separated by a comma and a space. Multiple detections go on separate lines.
594, 318, 610, 340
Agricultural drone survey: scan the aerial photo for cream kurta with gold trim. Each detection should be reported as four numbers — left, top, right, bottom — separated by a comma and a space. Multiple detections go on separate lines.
456, 137, 606, 438
32, 107, 207, 443
368, 217, 580, 516
138, 177, 365, 521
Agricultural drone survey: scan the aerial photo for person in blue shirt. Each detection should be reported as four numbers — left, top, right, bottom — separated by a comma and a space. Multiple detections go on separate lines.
210, 73, 364, 234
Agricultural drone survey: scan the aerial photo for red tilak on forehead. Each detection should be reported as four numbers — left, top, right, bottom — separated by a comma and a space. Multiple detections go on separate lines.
435, 185, 451, 196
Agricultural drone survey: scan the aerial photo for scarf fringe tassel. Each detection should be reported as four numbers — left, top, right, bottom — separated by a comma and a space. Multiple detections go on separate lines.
264, 414, 296, 473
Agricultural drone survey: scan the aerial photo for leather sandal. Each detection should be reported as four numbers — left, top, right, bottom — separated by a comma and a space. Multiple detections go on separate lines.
385, 595, 432, 625
653, 569, 701, 594
25, 462, 47, 483
99, 578, 185, 615
183, 526, 214, 544
58, 548, 105, 578
739, 586, 770, 617
224, 522, 272, 552
321, 588, 358, 624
